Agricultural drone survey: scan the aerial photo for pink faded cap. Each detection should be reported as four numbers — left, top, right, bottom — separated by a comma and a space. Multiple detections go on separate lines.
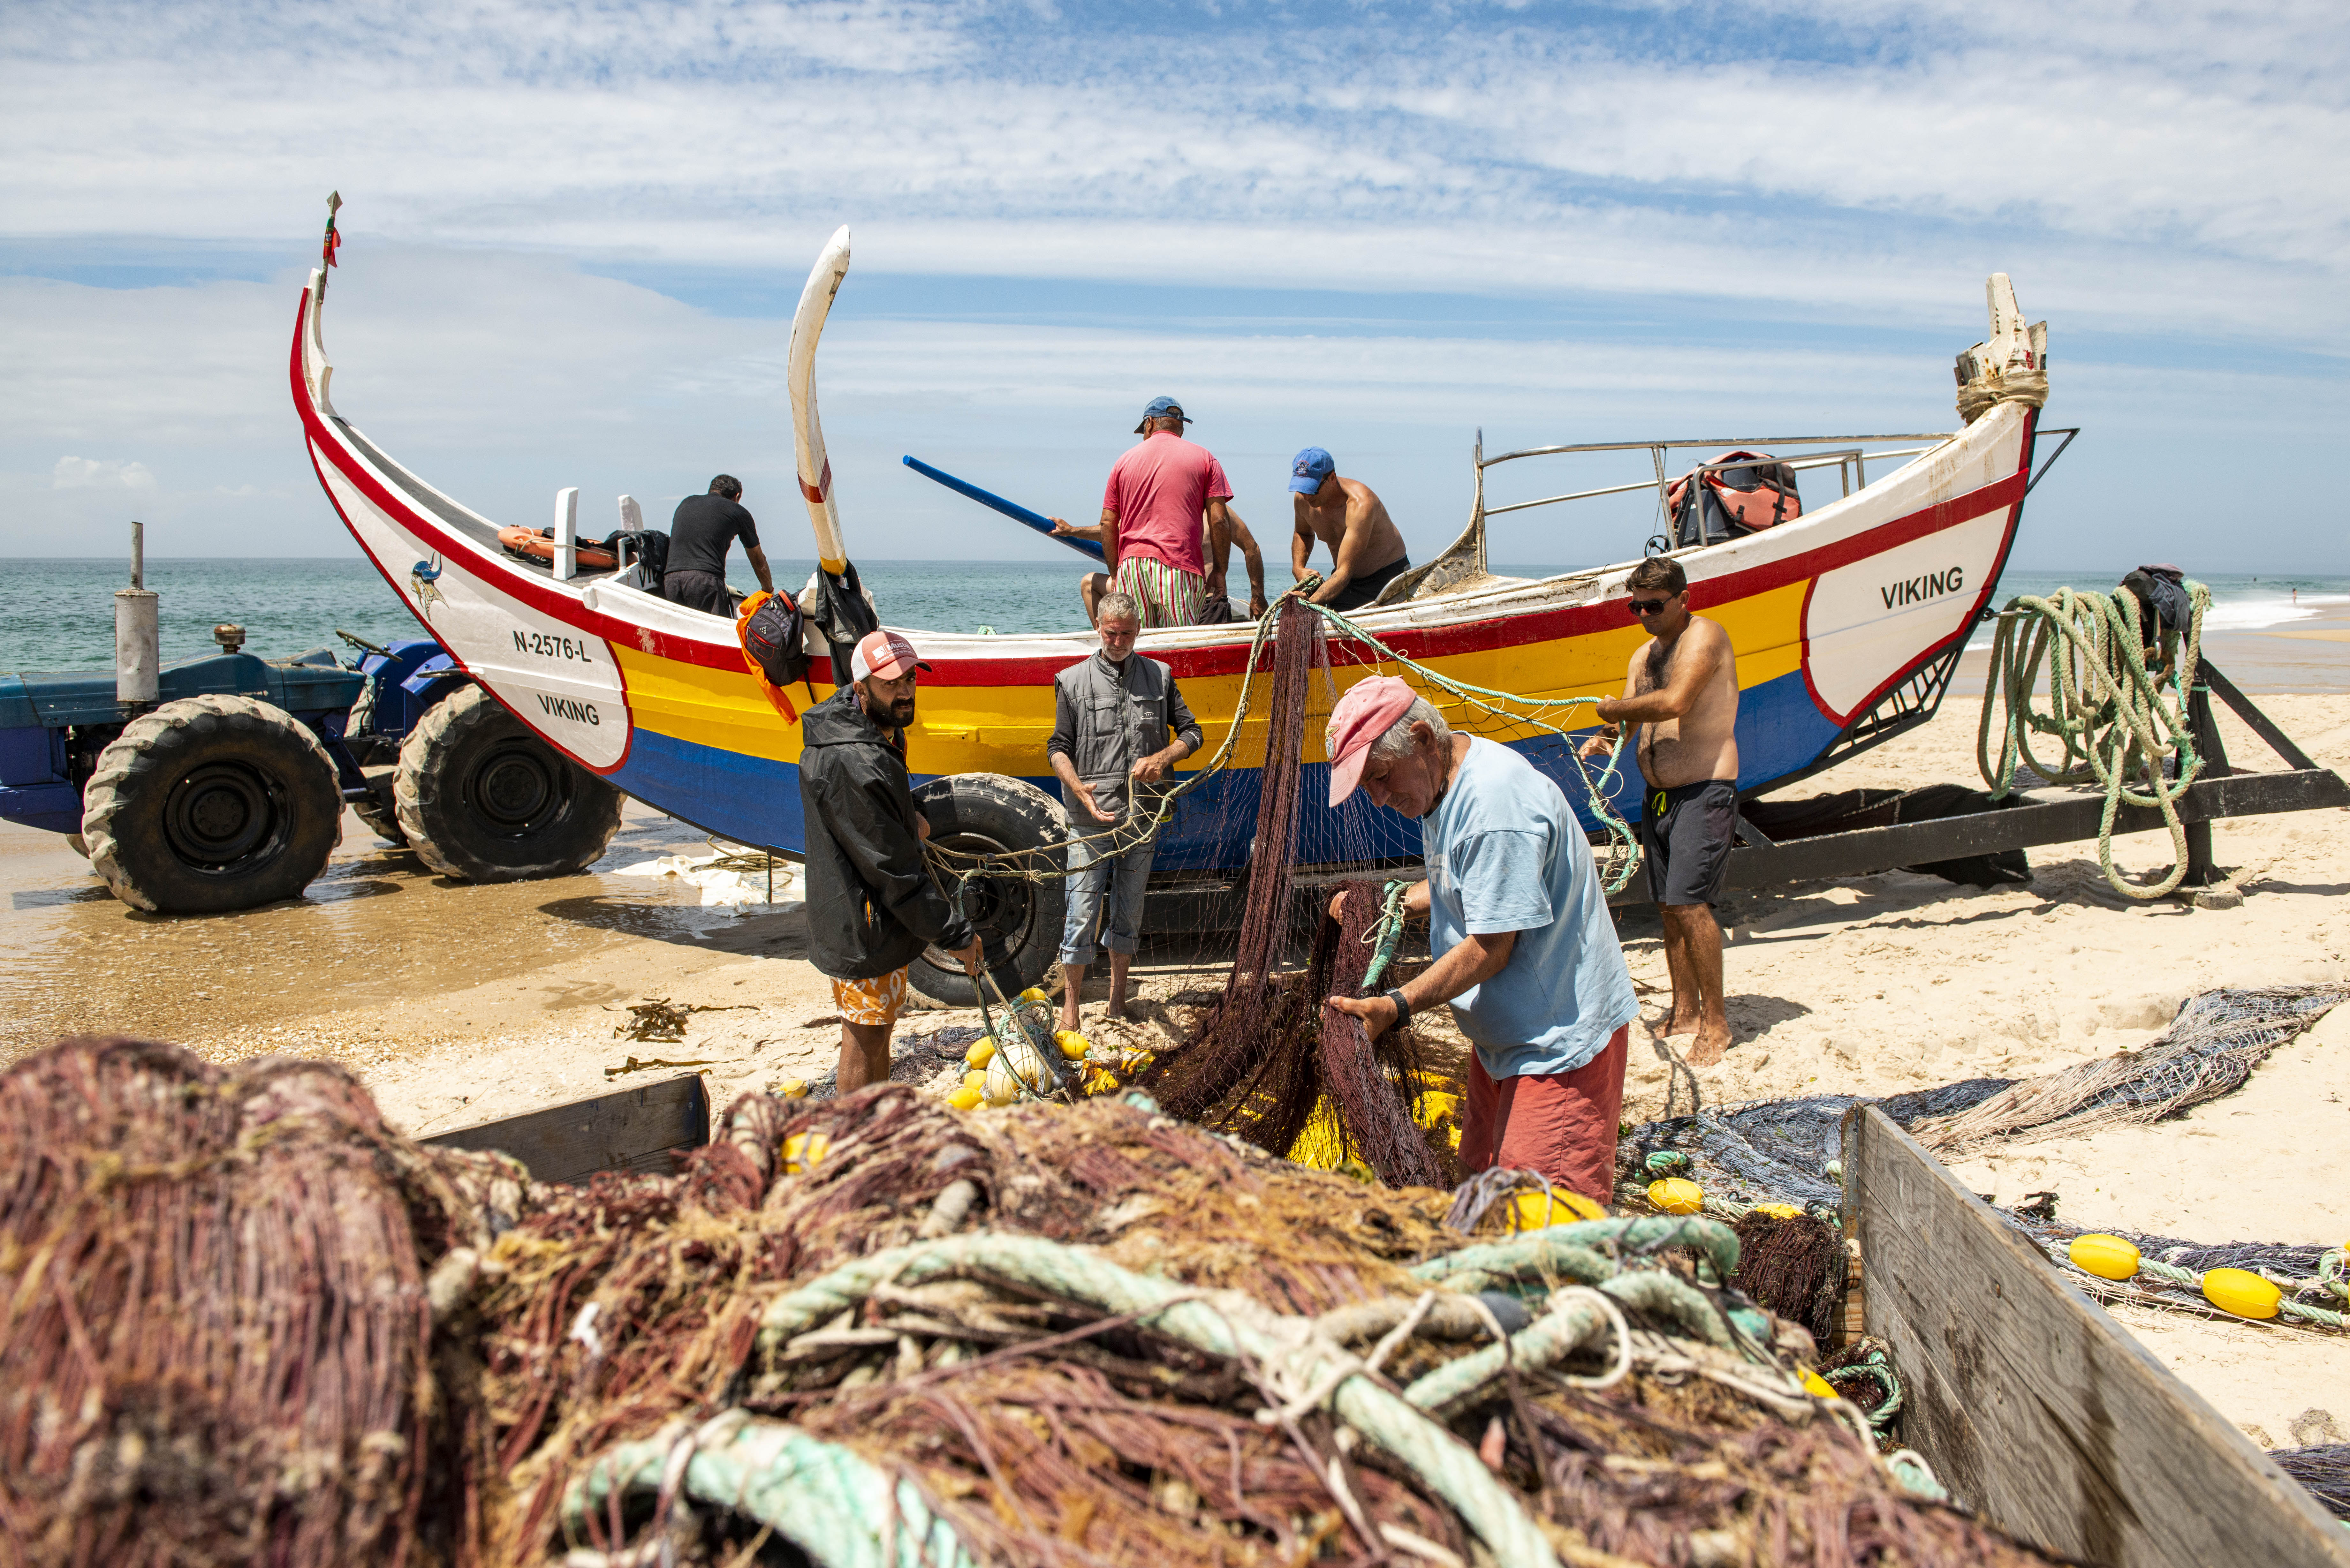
1325, 675, 1420, 807
851, 629, 930, 682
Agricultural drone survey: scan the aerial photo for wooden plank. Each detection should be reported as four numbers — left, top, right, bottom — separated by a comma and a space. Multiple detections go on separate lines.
424, 1073, 709, 1185
1841, 1105, 2350, 1568
1601, 766, 2350, 903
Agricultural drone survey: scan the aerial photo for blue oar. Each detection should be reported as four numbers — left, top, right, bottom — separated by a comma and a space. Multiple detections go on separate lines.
903, 454, 1104, 563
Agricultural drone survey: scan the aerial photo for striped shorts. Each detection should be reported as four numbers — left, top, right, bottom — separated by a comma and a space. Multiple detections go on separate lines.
1111, 555, 1206, 629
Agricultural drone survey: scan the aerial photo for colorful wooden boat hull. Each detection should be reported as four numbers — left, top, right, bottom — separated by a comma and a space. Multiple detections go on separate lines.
292, 266, 2038, 873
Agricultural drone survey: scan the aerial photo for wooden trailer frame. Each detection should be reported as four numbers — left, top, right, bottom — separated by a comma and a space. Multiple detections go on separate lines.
1841, 1105, 2350, 1568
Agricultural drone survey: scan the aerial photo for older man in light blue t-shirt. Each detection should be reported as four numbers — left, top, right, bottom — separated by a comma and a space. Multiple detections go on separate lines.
1325, 675, 1637, 1202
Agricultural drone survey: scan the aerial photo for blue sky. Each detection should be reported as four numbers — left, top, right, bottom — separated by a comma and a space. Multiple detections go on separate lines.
4, 0, 2346, 575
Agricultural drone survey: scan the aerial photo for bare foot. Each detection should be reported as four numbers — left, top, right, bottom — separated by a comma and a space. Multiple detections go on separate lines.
1685, 1025, 1731, 1067
1649, 1014, 1699, 1043
1106, 993, 1134, 1023
1059, 1009, 1082, 1034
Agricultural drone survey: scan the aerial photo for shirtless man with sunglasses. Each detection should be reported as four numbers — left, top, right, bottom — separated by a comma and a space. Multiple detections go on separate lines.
1578, 555, 1740, 1064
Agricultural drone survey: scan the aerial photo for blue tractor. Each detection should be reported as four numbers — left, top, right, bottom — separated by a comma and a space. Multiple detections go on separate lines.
0, 536, 621, 913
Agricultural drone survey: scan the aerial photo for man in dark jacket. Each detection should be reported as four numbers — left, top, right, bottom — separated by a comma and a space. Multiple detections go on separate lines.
799, 629, 983, 1091
665, 474, 774, 616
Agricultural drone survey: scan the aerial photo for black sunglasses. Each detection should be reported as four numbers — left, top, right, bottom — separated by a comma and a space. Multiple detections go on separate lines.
1627, 596, 1677, 616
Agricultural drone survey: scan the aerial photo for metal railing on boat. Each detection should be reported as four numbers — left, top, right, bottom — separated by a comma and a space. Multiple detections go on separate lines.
1473, 431, 1958, 521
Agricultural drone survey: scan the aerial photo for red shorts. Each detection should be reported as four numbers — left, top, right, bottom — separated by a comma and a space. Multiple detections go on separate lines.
1460, 1025, 1629, 1206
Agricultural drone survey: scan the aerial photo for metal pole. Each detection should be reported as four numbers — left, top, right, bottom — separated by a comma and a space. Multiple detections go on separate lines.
115, 520, 159, 706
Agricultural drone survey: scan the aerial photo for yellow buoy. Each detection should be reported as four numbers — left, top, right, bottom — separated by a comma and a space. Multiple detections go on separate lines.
1502, 1190, 1606, 1231
945, 1085, 985, 1112
962, 1069, 988, 1091
1647, 1177, 1703, 1215
769, 1078, 809, 1100
1751, 1202, 1802, 1220
965, 1036, 997, 1069
1055, 1030, 1092, 1060
782, 1130, 830, 1175
1799, 1367, 1838, 1400
2067, 1233, 2142, 1282
2201, 1267, 2282, 1320
1017, 987, 1051, 1005
1081, 1066, 1120, 1096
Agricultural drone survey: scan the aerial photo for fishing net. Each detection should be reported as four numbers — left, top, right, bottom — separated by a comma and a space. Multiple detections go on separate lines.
1909, 985, 2350, 1154
0, 1035, 507, 1568
2004, 1211, 2347, 1331
1732, 1210, 1848, 1346
2277, 1445, 2350, 1520
4, 1037, 2070, 1568
1134, 599, 1450, 1188
1620, 984, 2349, 1220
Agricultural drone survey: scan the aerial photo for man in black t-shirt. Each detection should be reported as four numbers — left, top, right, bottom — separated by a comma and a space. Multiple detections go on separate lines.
664, 474, 775, 616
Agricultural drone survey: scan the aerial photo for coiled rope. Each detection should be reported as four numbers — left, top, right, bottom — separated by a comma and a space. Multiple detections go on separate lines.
1976, 580, 2211, 899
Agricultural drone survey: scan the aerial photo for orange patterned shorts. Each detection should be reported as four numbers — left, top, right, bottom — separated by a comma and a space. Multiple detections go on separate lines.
830, 966, 910, 1028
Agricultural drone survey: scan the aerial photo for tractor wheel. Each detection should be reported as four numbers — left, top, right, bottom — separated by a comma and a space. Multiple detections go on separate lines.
908, 773, 1068, 1008
82, 695, 343, 913
395, 684, 621, 881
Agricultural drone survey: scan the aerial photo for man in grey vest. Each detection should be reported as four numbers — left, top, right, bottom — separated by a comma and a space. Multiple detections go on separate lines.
1048, 592, 1202, 1028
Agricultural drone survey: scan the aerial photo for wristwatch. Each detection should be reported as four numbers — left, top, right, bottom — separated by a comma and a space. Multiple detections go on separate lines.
1383, 988, 1412, 1027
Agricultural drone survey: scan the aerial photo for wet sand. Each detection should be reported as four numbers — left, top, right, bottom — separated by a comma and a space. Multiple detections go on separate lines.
2, 657, 2344, 1446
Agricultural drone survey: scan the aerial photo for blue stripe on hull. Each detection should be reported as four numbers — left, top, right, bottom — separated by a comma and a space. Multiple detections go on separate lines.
609, 668, 1839, 871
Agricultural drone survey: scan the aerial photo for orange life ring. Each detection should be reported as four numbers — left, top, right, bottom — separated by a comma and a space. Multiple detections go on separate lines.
497, 525, 618, 571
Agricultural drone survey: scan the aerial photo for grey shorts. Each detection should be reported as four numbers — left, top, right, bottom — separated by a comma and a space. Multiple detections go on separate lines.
1641, 779, 1738, 907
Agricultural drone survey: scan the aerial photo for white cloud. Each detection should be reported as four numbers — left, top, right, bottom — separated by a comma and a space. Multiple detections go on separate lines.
52, 455, 157, 490
4, 0, 2347, 344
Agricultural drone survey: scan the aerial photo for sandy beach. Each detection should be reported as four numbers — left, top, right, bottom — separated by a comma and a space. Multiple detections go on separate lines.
3, 649, 2345, 1450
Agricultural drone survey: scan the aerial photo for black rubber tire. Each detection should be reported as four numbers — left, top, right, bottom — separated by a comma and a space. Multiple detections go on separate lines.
394, 683, 621, 881
908, 773, 1068, 1008
81, 694, 344, 913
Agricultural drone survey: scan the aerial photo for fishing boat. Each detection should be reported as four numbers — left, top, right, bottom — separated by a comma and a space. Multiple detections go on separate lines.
292, 216, 2056, 996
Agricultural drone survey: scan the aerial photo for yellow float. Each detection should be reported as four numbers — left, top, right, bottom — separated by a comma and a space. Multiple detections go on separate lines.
1647, 1178, 1704, 1215
2200, 1267, 2282, 1320
782, 1130, 830, 1175
2067, 1233, 2141, 1281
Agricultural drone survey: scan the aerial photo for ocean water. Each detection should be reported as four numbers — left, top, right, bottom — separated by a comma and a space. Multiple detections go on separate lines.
4, 556, 2346, 674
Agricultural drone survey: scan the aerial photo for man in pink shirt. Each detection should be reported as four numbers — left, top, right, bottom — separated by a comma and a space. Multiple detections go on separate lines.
1052, 397, 1267, 628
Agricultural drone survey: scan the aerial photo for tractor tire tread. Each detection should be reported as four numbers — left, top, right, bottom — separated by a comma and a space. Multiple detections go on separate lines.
393, 684, 621, 881
82, 693, 343, 913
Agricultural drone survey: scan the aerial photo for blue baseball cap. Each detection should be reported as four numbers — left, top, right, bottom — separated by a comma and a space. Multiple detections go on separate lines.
1289, 446, 1335, 494
1134, 396, 1192, 434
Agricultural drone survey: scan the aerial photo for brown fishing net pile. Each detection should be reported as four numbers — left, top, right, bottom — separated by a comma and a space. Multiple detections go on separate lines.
1141, 599, 1448, 1188
0, 1035, 514, 1568
3, 1032, 2069, 1568
1732, 1210, 1850, 1346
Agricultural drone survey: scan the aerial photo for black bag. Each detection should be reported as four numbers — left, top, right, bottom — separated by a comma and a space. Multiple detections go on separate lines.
607, 529, 670, 591
799, 561, 880, 687
742, 590, 809, 686
1195, 593, 1236, 625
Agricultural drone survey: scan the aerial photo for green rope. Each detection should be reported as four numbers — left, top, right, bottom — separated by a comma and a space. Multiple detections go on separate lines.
1976, 580, 2210, 899
1410, 1216, 1742, 1287
1821, 1347, 1905, 1429
562, 1411, 976, 1568
2053, 1244, 2348, 1330
1358, 877, 1413, 994
753, 1232, 1564, 1568
1300, 599, 1644, 893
